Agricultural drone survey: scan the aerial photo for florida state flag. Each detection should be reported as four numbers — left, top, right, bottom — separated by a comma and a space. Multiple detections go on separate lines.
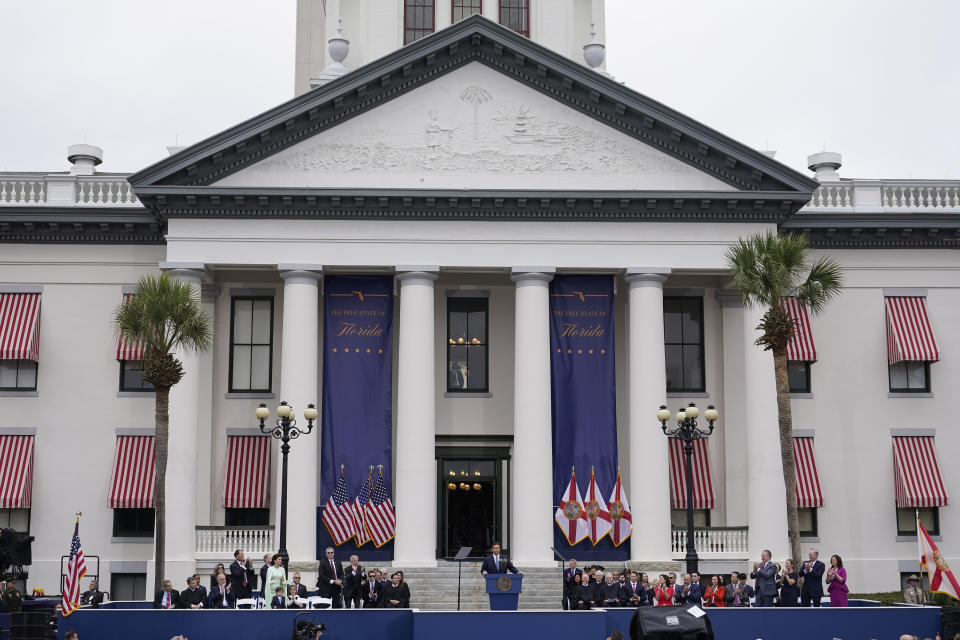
584, 468, 612, 545
919, 518, 960, 601
608, 471, 632, 547
555, 469, 589, 545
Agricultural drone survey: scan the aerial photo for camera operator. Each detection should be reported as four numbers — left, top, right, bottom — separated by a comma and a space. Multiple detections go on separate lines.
293, 620, 325, 640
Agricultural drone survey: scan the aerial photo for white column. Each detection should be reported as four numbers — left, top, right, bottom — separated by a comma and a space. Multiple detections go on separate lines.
716, 289, 747, 526
195, 284, 220, 525
159, 262, 206, 581
742, 303, 789, 559
625, 269, 672, 563
393, 267, 439, 566
510, 267, 555, 566
278, 265, 323, 564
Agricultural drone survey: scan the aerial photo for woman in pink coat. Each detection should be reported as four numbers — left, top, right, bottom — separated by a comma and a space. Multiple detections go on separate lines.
825, 554, 849, 607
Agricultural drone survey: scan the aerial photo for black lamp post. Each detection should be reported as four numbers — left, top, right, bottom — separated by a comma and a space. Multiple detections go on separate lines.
256, 400, 317, 572
657, 402, 719, 575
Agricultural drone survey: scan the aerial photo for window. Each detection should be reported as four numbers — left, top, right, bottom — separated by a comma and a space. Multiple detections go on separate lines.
889, 361, 930, 392
404, 0, 435, 44
0, 360, 37, 391
671, 509, 710, 528
452, 0, 482, 22
225, 508, 270, 527
788, 361, 811, 393
798, 507, 818, 537
0, 509, 29, 532
499, 0, 529, 36
113, 508, 155, 538
111, 573, 146, 601
229, 297, 273, 393
119, 360, 153, 392
663, 297, 705, 393
897, 506, 938, 536
447, 298, 488, 392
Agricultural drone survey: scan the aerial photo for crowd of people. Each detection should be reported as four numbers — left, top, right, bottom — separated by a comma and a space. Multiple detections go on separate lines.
151, 547, 411, 609
562, 548, 853, 609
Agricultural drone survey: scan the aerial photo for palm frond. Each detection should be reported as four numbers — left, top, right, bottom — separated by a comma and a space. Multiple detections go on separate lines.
113, 273, 212, 356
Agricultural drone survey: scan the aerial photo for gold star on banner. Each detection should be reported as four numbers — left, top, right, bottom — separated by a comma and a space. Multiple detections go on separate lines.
601, 349, 606, 354
589, 349, 594, 354
567, 349, 572, 354
577, 349, 582, 354
556, 348, 561, 353
366, 348, 371, 353
355, 348, 360, 353
378, 348, 383, 354
332, 348, 338, 353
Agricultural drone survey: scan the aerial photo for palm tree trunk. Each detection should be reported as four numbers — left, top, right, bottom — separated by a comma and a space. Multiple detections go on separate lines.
153, 386, 170, 593
772, 347, 801, 569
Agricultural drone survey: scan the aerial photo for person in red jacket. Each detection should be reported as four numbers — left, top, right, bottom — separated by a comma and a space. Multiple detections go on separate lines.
703, 575, 725, 607
654, 574, 674, 606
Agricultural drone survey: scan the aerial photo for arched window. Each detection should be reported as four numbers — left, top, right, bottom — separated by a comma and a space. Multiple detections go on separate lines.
404, 0, 436, 45
452, 0, 482, 23
499, 0, 529, 37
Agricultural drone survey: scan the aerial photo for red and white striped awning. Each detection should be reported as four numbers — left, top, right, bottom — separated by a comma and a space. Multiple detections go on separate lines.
0, 294, 41, 361
115, 294, 146, 361
782, 297, 817, 362
223, 436, 271, 508
109, 436, 156, 509
669, 438, 714, 510
793, 437, 823, 508
893, 436, 948, 508
885, 297, 940, 364
0, 436, 35, 508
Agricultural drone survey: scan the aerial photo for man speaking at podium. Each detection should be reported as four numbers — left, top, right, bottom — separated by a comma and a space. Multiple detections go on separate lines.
480, 542, 520, 576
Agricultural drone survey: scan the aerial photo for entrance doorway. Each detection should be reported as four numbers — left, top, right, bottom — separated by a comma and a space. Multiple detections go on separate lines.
436, 446, 509, 559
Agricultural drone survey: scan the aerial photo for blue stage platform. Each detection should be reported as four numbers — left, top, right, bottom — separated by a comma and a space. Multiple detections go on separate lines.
56, 605, 941, 640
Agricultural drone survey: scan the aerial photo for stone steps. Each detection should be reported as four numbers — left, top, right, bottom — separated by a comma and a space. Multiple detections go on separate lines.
390, 564, 564, 610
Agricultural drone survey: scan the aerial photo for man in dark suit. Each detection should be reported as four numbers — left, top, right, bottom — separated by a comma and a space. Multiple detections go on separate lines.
153, 580, 181, 609
180, 576, 207, 609
562, 559, 582, 610
362, 569, 382, 608
342, 555, 365, 609
750, 549, 778, 607
599, 572, 625, 608
79, 580, 104, 608
724, 572, 752, 607
676, 572, 704, 605
480, 542, 519, 576
381, 572, 409, 608
800, 547, 826, 607
229, 549, 256, 603
259, 554, 271, 594
208, 573, 236, 609
291, 572, 308, 599
624, 571, 650, 607
316, 546, 345, 608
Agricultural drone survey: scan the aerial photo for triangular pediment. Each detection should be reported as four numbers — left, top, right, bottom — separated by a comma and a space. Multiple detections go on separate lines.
129, 15, 817, 218
213, 62, 733, 191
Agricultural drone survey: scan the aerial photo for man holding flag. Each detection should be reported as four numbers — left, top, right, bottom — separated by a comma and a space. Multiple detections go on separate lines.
918, 515, 960, 601
61, 514, 86, 617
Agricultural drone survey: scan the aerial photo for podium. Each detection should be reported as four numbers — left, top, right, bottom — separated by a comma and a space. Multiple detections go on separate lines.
484, 573, 523, 611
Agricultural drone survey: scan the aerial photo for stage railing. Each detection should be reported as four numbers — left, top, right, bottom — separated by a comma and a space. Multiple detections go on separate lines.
670, 526, 749, 559
195, 526, 275, 559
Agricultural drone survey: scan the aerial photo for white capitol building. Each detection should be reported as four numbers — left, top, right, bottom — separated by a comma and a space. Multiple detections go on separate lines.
1, 0, 957, 603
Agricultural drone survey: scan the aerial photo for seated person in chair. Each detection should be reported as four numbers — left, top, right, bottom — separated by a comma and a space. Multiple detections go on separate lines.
80, 580, 104, 608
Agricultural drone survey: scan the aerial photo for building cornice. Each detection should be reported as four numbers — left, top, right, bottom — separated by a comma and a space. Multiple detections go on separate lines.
781, 212, 960, 249
0, 206, 164, 243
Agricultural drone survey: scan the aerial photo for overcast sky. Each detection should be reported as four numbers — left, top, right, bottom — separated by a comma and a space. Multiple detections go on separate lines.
1, 0, 958, 178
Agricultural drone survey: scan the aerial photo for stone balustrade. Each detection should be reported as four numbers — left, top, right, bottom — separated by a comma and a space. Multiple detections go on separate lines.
0, 174, 139, 206
802, 179, 960, 212
196, 526, 276, 560
671, 526, 749, 559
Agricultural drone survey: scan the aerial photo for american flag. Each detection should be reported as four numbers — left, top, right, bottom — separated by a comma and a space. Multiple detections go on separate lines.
61, 520, 87, 616
322, 466, 356, 545
353, 468, 373, 546
365, 466, 396, 547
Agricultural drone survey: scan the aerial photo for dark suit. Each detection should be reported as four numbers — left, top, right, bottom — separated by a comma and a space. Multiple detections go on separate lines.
270, 595, 285, 609
343, 564, 365, 608
79, 589, 104, 608
316, 557, 345, 608
208, 584, 236, 609
229, 559, 256, 600
562, 567, 583, 610
480, 554, 518, 575
675, 581, 703, 605
260, 564, 270, 593
724, 582, 753, 607
179, 586, 207, 609
600, 581, 625, 607
750, 561, 778, 607
572, 581, 598, 610
362, 579, 382, 608
800, 559, 825, 607
381, 581, 410, 608
624, 581, 650, 607
153, 589, 181, 609
292, 582, 308, 599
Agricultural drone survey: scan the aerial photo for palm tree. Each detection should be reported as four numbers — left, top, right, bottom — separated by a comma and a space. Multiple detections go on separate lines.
725, 231, 843, 567
114, 273, 211, 592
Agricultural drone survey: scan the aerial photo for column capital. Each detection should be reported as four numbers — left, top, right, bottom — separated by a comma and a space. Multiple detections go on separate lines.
510, 267, 555, 286
278, 264, 324, 284
159, 262, 207, 282
715, 288, 743, 308
624, 267, 670, 288
396, 266, 439, 286
200, 284, 221, 304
